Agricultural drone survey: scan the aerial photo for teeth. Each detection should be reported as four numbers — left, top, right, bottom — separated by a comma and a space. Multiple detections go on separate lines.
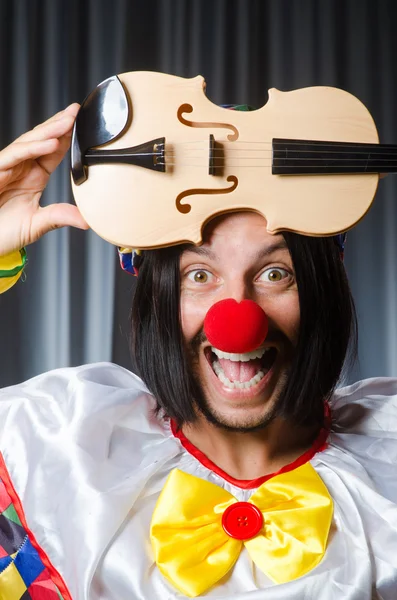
212, 359, 266, 389
211, 347, 270, 362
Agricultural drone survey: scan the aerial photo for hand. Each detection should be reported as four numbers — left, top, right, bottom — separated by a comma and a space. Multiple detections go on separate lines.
0, 104, 89, 256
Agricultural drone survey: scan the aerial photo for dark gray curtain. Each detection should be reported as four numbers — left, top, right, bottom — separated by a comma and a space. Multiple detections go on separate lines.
1, 0, 397, 386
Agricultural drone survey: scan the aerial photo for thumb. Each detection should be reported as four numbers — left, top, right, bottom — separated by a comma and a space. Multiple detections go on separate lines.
34, 203, 90, 236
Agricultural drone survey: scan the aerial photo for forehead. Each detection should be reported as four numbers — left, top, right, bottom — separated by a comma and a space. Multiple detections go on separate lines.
181, 212, 289, 260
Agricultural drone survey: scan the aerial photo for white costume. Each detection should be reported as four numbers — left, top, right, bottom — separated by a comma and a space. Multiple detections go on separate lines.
0, 362, 396, 599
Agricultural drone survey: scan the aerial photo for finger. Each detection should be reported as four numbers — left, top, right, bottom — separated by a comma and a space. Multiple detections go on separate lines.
33, 203, 90, 236
62, 104, 80, 137
0, 138, 59, 171
33, 103, 80, 129
17, 112, 76, 145
36, 105, 81, 173
37, 132, 73, 174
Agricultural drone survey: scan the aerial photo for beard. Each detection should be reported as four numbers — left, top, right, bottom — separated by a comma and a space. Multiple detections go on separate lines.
186, 329, 292, 433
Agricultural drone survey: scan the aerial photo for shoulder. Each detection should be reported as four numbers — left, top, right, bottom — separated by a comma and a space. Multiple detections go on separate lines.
318, 377, 397, 505
0, 361, 149, 395
0, 362, 163, 443
330, 376, 397, 437
0, 363, 180, 597
0, 361, 177, 497
0, 361, 152, 407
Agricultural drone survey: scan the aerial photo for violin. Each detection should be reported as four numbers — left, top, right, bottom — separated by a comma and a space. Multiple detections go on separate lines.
71, 71, 389, 249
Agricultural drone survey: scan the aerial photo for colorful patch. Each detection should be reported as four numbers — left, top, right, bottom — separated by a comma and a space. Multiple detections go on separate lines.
118, 247, 142, 276
0, 460, 71, 599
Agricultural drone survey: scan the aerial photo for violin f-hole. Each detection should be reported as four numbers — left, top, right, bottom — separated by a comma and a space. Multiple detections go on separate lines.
176, 176, 238, 214
177, 104, 239, 141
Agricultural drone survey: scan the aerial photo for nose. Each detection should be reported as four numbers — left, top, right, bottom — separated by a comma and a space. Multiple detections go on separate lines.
204, 299, 269, 353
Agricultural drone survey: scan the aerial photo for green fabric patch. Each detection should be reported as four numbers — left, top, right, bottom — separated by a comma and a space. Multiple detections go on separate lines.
3, 504, 22, 526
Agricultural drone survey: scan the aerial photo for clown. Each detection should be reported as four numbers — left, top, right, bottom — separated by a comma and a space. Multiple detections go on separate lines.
0, 96, 396, 600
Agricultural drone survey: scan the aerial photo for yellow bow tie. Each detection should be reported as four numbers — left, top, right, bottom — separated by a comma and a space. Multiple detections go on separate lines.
150, 464, 333, 597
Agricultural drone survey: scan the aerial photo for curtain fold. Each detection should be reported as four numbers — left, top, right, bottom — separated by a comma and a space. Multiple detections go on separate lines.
1, 0, 397, 386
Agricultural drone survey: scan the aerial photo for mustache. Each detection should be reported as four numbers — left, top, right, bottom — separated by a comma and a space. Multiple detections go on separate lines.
188, 328, 289, 357
190, 329, 207, 352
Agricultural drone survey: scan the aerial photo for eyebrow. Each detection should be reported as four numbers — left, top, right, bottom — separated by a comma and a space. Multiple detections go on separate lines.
181, 238, 288, 261
182, 246, 217, 260
253, 239, 288, 260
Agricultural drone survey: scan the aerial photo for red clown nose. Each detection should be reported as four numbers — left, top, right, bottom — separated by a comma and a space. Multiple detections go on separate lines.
204, 299, 269, 354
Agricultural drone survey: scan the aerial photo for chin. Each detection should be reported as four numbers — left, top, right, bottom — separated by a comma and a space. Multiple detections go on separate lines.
196, 400, 279, 433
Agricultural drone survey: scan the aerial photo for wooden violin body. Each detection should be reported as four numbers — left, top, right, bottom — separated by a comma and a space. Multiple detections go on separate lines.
71, 71, 380, 249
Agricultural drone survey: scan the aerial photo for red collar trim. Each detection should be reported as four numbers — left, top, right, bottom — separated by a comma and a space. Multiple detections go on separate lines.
171, 405, 331, 490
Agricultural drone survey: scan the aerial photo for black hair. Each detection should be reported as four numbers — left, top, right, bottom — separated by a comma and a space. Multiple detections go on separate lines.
279, 233, 357, 426
130, 234, 357, 428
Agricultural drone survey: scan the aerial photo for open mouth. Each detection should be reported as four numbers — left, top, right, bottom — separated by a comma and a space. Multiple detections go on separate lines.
205, 346, 278, 390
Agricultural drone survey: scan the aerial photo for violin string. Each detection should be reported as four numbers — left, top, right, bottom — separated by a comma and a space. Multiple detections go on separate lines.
164, 149, 397, 156
91, 152, 397, 163
161, 140, 397, 150
176, 149, 397, 155
101, 153, 397, 166
156, 143, 397, 160
96, 147, 397, 163
108, 153, 397, 163
91, 151, 394, 168
163, 154, 397, 161
156, 162, 392, 168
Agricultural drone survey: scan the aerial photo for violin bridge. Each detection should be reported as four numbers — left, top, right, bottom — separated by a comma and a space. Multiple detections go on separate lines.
209, 134, 224, 176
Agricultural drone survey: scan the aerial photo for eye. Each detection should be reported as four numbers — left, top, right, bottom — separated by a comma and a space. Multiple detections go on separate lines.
186, 269, 214, 284
258, 267, 290, 283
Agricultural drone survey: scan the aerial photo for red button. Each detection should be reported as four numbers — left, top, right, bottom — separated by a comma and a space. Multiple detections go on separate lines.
222, 502, 264, 541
